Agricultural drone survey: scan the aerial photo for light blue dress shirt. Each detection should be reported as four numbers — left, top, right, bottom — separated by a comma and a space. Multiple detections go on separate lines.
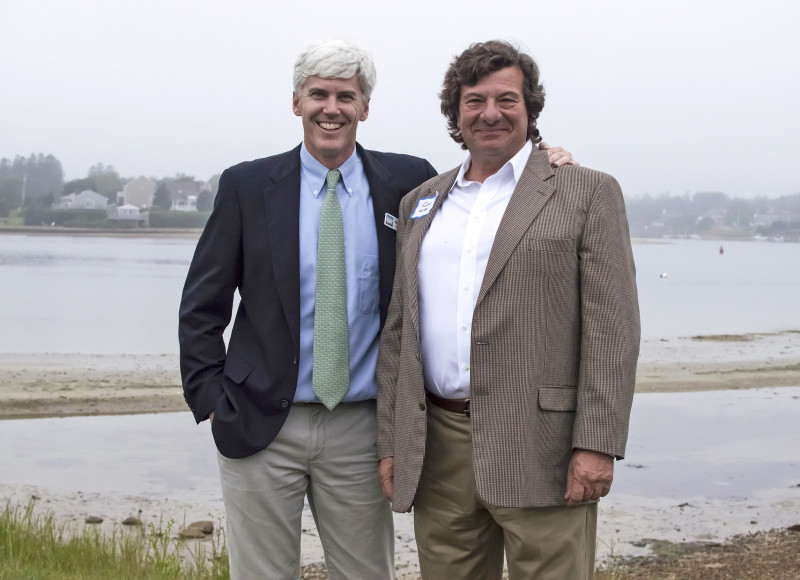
295, 144, 381, 402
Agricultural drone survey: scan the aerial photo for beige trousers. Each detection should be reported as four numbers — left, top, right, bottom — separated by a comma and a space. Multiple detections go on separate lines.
217, 400, 394, 580
414, 401, 597, 580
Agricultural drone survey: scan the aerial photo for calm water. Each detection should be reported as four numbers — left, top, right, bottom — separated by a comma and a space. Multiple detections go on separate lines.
0, 235, 195, 354
0, 234, 799, 354
634, 239, 800, 339
1, 387, 797, 505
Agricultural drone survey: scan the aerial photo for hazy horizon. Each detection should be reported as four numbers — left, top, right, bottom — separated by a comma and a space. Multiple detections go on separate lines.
2, 0, 798, 199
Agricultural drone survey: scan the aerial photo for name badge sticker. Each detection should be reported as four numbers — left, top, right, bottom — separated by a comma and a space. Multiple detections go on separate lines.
410, 192, 438, 219
384, 213, 398, 231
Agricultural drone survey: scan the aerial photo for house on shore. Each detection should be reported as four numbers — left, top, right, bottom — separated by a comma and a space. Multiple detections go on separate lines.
166, 180, 203, 211
56, 190, 108, 210
123, 176, 157, 208
107, 204, 148, 228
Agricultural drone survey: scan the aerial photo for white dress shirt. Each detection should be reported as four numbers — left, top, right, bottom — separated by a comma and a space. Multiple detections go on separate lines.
418, 140, 533, 399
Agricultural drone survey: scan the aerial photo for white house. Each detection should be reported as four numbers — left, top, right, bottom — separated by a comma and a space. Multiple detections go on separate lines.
57, 190, 108, 210
107, 204, 148, 227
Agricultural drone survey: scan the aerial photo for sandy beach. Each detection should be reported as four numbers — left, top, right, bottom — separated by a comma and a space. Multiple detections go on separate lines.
1, 330, 799, 577
2, 331, 798, 420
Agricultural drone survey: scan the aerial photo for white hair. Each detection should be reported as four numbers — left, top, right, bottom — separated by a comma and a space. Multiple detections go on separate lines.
293, 39, 377, 100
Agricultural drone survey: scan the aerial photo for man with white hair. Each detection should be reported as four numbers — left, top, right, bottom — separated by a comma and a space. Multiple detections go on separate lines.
180, 39, 573, 578
179, 39, 436, 578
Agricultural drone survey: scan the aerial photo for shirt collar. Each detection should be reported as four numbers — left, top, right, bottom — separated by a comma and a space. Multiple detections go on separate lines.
300, 143, 360, 198
453, 139, 533, 188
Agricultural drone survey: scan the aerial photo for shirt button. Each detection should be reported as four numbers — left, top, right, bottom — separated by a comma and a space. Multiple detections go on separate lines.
461, 325, 467, 331
464, 365, 470, 371
280, 399, 289, 408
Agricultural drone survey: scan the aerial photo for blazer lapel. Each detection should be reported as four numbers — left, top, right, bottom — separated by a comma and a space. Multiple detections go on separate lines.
476, 149, 556, 307
263, 145, 302, 352
403, 168, 459, 338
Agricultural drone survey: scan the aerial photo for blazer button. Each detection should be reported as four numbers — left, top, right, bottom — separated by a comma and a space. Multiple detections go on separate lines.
292, 356, 298, 365
280, 399, 289, 408
415, 351, 421, 361
419, 402, 425, 411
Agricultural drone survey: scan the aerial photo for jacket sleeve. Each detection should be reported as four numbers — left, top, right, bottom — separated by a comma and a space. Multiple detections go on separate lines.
178, 169, 243, 423
376, 193, 415, 459
572, 174, 640, 459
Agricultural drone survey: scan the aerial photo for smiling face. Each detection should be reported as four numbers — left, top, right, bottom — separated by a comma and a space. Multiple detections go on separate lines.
457, 66, 528, 178
292, 75, 369, 169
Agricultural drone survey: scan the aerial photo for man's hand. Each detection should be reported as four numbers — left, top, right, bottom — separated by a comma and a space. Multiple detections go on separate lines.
539, 141, 579, 167
378, 457, 394, 502
564, 449, 614, 508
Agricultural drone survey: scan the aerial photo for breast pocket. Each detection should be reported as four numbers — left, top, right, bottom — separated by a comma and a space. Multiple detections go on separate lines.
358, 255, 380, 314
527, 238, 574, 253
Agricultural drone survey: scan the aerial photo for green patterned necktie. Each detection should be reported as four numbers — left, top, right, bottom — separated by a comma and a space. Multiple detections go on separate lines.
312, 169, 350, 409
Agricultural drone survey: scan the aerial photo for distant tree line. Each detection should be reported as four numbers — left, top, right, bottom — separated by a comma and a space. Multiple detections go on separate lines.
4, 153, 797, 238
1, 153, 220, 225
62, 163, 127, 200
0, 154, 63, 216
625, 191, 800, 239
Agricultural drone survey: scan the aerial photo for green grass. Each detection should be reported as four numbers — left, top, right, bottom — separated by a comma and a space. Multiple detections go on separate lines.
0, 501, 229, 580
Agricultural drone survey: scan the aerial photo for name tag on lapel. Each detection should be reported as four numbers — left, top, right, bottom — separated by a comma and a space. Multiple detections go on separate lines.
384, 213, 398, 231
410, 192, 438, 219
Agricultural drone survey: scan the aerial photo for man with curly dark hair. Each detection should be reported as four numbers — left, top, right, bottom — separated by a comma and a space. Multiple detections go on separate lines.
377, 40, 640, 579
440, 40, 546, 150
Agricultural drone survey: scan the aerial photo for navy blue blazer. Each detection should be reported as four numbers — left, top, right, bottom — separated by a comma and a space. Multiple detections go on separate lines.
179, 143, 437, 458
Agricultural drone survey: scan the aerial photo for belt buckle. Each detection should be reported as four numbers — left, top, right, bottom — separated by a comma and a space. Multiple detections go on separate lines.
464, 399, 470, 417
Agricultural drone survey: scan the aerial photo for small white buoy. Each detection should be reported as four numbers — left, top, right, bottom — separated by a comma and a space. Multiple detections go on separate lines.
659, 272, 668, 278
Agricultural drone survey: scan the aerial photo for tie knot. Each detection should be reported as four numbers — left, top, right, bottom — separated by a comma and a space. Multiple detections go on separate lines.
326, 170, 341, 193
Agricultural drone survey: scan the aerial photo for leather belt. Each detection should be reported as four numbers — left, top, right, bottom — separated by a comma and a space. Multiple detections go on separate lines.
426, 390, 470, 416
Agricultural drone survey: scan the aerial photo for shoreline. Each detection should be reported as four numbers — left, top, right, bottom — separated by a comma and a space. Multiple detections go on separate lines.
1, 331, 798, 420
3, 387, 798, 577
0, 226, 202, 238
4, 228, 796, 245
2, 332, 799, 576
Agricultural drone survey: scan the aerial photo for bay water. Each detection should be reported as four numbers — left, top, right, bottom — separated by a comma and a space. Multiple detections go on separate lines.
0, 234, 798, 355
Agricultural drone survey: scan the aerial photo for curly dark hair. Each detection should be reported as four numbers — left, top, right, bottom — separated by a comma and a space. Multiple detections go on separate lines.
440, 40, 546, 149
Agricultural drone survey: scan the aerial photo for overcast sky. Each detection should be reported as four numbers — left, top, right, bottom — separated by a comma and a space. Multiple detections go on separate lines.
1, 0, 798, 198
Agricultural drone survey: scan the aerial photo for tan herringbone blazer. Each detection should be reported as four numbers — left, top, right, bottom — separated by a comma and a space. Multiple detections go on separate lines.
376, 148, 640, 512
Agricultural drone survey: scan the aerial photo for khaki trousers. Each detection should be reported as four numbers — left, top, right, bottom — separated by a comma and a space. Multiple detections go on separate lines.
218, 400, 394, 580
414, 401, 597, 580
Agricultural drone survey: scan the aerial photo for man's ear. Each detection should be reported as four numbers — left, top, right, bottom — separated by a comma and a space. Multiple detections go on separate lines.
292, 93, 301, 117
360, 100, 369, 122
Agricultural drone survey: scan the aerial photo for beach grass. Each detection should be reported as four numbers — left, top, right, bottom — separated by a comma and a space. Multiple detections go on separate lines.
0, 500, 229, 580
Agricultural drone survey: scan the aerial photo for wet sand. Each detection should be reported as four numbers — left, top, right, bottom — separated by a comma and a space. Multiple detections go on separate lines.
1, 330, 799, 576
1, 331, 798, 420
0, 352, 184, 419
